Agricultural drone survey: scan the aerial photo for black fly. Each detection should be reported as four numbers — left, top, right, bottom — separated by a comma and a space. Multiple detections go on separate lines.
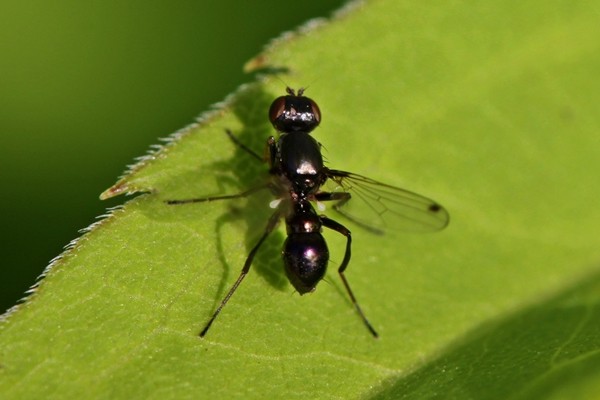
166, 88, 449, 338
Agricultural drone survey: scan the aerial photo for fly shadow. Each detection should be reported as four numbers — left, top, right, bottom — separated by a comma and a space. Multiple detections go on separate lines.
208, 83, 291, 295
153, 82, 292, 322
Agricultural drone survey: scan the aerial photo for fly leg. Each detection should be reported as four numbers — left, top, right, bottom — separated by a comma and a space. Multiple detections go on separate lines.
200, 209, 282, 337
165, 185, 270, 205
320, 216, 379, 338
315, 192, 384, 235
225, 129, 263, 162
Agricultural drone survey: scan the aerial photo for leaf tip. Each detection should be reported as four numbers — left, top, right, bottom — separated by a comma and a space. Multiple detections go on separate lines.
244, 54, 269, 73
100, 181, 130, 200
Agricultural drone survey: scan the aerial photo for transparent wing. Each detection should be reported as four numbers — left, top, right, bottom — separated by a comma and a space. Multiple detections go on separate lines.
322, 169, 450, 234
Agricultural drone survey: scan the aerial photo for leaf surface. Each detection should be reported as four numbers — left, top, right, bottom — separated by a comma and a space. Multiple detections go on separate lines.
2, 1, 600, 399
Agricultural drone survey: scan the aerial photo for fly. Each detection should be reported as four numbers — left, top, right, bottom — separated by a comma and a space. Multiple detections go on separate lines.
166, 88, 449, 338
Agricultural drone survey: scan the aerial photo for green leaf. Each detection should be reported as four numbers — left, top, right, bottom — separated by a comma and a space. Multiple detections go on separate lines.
2, 0, 600, 399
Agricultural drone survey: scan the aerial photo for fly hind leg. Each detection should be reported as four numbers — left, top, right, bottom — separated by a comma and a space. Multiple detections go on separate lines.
200, 209, 282, 337
320, 216, 379, 338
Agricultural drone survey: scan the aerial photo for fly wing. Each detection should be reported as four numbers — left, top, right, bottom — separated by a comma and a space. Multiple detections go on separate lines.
323, 169, 450, 234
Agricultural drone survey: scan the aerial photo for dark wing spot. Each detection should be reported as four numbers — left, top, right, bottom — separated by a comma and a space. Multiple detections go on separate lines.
429, 203, 441, 212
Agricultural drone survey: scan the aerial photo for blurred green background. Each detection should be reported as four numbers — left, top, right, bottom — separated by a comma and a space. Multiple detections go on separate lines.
0, 1, 347, 314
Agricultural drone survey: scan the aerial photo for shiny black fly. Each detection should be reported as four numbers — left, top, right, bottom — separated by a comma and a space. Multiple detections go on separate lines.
167, 88, 449, 338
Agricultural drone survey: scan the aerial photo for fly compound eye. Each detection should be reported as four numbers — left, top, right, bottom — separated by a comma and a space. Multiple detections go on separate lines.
269, 96, 287, 124
308, 99, 321, 124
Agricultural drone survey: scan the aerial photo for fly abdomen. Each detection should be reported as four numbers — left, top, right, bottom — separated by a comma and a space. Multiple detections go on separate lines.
282, 232, 329, 294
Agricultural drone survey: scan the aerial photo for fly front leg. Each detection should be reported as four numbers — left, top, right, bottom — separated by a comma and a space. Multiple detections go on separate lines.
320, 216, 379, 338
225, 129, 264, 162
267, 136, 278, 171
